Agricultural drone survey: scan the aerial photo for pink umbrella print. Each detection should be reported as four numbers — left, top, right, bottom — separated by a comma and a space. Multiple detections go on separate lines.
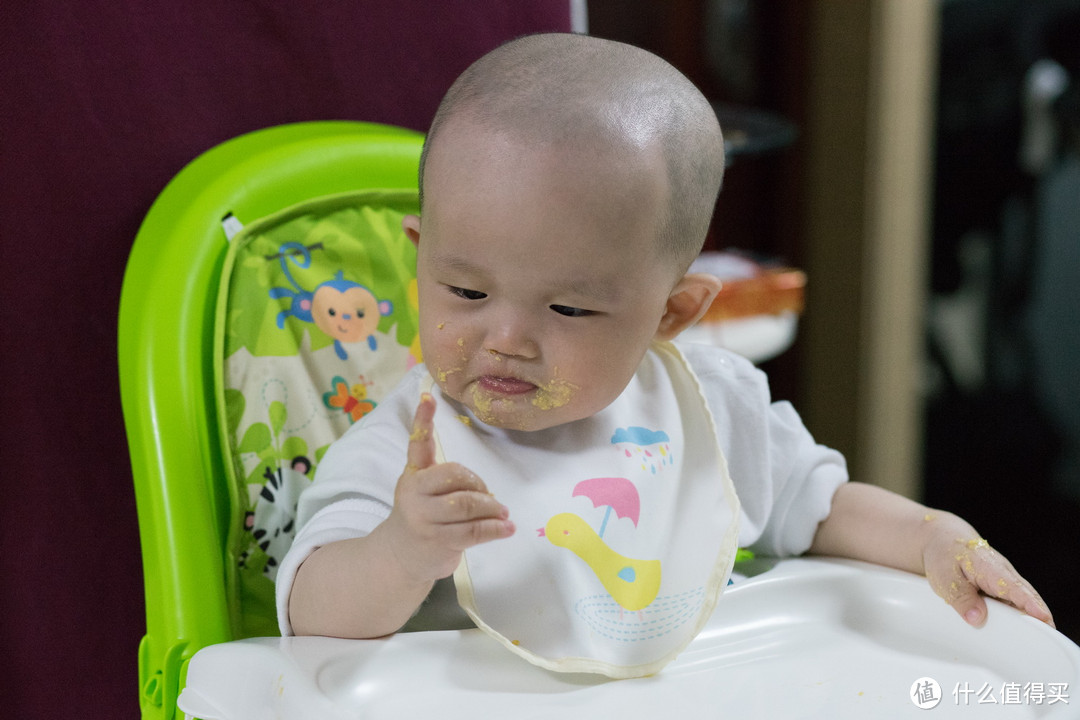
572, 477, 640, 538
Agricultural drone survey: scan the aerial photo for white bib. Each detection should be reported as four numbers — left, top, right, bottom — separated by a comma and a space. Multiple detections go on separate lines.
427, 341, 740, 678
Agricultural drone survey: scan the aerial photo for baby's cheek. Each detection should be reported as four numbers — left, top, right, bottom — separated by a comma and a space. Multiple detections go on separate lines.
423, 329, 468, 387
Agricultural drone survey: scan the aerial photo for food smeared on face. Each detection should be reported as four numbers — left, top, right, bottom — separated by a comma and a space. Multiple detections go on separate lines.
531, 370, 578, 411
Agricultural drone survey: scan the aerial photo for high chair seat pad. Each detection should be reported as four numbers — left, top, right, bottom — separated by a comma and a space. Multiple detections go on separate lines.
179, 557, 1080, 720
218, 188, 421, 635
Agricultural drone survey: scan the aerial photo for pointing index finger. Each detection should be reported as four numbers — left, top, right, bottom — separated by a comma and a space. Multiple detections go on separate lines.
406, 392, 438, 472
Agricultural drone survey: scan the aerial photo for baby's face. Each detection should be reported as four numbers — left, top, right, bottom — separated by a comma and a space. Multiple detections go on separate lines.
407, 124, 680, 431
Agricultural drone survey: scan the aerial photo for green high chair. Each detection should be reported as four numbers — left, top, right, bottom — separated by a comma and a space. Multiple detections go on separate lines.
118, 121, 425, 720
119, 120, 1080, 720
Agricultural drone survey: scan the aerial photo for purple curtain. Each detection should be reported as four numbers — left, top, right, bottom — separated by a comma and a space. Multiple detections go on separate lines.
0, 2, 571, 715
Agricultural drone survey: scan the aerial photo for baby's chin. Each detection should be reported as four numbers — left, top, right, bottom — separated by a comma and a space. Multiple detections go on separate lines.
449, 386, 587, 433
465, 398, 574, 433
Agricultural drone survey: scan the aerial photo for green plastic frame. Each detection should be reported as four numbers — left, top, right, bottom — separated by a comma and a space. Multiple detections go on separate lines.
118, 121, 424, 720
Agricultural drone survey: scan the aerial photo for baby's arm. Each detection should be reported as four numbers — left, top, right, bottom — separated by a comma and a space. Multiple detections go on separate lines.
808, 482, 1054, 628
288, 393, 516, 638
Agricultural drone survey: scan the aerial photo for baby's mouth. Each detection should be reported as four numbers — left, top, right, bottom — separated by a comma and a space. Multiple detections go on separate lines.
477, 375, 537, 396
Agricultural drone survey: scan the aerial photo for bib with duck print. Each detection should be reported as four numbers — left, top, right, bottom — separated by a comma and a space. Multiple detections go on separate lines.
426, 341, 740, 678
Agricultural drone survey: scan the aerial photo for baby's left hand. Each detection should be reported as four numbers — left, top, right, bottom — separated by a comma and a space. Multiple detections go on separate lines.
922, 517, 1054, 628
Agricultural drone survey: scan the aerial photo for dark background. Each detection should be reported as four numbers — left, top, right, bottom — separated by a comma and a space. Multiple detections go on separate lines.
3, 1, 1077, 717
593, 0, 1080, 646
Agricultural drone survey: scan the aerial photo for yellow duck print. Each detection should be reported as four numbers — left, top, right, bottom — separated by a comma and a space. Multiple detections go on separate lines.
540, 512, 661, 612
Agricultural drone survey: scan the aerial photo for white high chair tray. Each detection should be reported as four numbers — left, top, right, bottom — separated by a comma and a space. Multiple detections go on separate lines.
178, 557, 1079, 719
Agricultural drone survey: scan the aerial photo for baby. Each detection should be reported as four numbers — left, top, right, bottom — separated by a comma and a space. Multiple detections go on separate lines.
278, 32, 1053, 674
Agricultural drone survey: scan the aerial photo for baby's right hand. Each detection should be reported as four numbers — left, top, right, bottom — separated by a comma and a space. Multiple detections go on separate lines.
383, 393, 515, 581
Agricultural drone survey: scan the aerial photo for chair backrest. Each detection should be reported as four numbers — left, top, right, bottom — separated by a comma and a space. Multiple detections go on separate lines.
119, 121, 424, 720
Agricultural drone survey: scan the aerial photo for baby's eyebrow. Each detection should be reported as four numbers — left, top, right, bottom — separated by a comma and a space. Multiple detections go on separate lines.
550, 275, 621, 305
429, 251, 483, 274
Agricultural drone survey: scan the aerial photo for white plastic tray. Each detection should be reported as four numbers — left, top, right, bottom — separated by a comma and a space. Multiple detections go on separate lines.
178, 558, 1080, 719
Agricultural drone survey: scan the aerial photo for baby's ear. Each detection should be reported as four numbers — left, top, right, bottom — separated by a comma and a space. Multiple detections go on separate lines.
655, 273, 721, 341
402, 215, 421, 247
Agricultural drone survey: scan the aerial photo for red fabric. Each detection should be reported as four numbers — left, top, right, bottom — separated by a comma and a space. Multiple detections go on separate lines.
0, 2, 570, 715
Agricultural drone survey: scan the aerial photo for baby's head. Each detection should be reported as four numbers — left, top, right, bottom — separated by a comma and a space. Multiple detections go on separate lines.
418, 32, 724, 274
403, 33, 725, 431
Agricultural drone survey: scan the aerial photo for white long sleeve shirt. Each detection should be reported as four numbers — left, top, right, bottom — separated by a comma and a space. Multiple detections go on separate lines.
275, 342, 847, 636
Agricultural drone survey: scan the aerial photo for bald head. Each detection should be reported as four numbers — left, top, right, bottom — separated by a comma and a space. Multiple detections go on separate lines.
419, 33, 725, 271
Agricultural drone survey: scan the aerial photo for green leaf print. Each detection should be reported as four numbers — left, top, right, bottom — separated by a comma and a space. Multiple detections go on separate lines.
224, 388, 245, 437
281, 435, 308, 461
269, 400, 287, 437
238, 422, 272, 455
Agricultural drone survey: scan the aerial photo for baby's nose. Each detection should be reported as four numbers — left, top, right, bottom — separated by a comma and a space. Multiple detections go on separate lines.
484, 311, 539, 359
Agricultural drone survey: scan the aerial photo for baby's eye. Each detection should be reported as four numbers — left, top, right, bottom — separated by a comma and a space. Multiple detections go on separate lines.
550, 304, 594, 318
448, 286, 487, 301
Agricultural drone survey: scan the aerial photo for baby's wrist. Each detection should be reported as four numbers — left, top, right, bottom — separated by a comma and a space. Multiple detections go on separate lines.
373, 519, 445, 588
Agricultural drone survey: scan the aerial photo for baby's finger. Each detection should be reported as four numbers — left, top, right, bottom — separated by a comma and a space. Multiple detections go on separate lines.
406, 392, 437, 472
982, 573, 1055, 628
430, 489, 510, 526
949, 579, 990, 627
412, 462, 490, 498
957, 540, 1056, 627
927, 551, 989, 626
443, 515, 517, 550
1021, 594, 1055, 627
